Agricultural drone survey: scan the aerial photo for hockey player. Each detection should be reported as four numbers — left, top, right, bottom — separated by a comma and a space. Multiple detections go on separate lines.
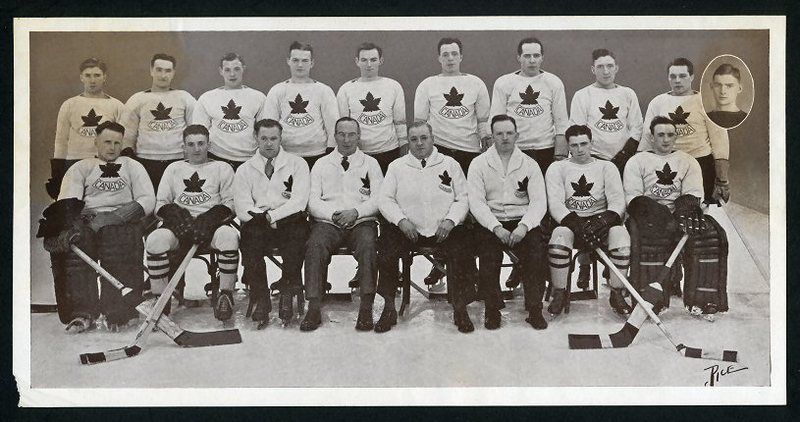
302, 117, 384, 331
376, 121, 473, 333
145, 124, 238, 321
233, 119, 310, 328
264, 41, 339, 170
46, 58, 128, 200
545, 124, 632, 316
337, 42, 407, 173
123, 53, 197, 189
193, 52, 267, 171
707, 64, 748, 129
624, 116, 728, 314
39, 121, 155, 332
639, 58, 731, 205
467, 114, 549, 330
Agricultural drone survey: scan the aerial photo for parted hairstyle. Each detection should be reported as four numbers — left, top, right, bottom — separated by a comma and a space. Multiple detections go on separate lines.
335, 116, 360, 134
151, 53, 176, 67
592, 48, 615, 62
713, 63, 742, 82
649, 115, 677, 134
95, 121, 125, 137
668, 57, 694, 75
79, 58, 107, 73
182, 124, 209, 141
356, 42, 383, 58
517, 37, 544, 55
219, 52, 245, 67
407, 120, 433, 136
437, 37, 463, 55
290, 41, 314, 57
565, 124, 593, 141
254, 118, 283, 135
491, 114, 517, 133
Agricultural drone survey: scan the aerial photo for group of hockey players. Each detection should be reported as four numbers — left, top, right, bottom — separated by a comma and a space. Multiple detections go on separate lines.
37, 37, 732, 336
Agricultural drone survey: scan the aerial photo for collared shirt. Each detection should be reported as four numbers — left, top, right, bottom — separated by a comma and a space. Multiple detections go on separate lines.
233, 147, 310, 223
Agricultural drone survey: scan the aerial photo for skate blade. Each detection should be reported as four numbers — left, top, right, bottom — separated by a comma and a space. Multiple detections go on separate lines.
256, 321, 269, 330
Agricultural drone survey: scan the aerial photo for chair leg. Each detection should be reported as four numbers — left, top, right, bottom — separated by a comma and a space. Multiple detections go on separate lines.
400, 253, 411, 316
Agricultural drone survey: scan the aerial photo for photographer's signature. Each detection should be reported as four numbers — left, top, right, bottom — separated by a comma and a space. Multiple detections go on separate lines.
703, 364, 749, 386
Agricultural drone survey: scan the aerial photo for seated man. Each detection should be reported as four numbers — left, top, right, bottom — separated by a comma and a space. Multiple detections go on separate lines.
623, 116, 729, 314
233, 119, 310, 329
376, 121, 473, 333
38, 121, 155, 332
545, 124, 631, 316
145, 124, 238, 321
468, 114, 549, 330
302, 117, 384, 331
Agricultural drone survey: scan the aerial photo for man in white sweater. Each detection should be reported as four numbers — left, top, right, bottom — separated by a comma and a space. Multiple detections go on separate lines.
233, 119, 311, 328
376, 122, 473, 333
302, 117, 384, 331
468, 115, 549, 330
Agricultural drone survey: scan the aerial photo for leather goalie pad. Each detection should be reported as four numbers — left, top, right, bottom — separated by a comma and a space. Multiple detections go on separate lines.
52, 226, 99, 324
682, 215, 729, 313
627, 217, 681, 309
97, 222, 144, 323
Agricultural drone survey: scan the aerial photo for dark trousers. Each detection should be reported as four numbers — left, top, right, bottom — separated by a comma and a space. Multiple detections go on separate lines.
134, 156, 182, 192
522, 147, 555, 174
695, 154, 717, 203
377, 224, 473, 309
240, 212, 309, 294
475, 220, 546, 311
301, 153, 327, 171
368, 148, 401, 175
304, 221, 378, 299
208, 152, 244, 172
436, 145, 480, 176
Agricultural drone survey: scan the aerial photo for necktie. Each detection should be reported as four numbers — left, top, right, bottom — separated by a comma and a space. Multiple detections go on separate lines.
341, 156, 350, 171
421, 159, 426, 168
265, 158, 274, 179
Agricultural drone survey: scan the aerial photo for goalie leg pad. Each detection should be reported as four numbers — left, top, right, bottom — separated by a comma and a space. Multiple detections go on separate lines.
97, 222, 144, 325
628, 218, 679, 308
52, 230, 100, 324
683, 215, 729, 313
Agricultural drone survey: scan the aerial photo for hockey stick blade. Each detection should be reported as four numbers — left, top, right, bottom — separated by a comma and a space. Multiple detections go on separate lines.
173, 328, 242, 347
568, 304, 648, 349
679, 345, 738, 362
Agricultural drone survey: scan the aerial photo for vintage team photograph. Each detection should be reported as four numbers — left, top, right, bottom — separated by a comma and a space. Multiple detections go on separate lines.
12, 16, 785, 406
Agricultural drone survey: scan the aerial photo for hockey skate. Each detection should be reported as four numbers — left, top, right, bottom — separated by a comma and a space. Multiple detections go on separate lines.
547, 288, 567, 318
374, 308, 397, 333
65, 316, 94, 334
609, 288, 633, 315
214, 290, 234, 322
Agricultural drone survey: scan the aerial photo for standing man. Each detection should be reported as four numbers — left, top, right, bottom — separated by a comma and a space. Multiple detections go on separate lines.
302, 117, 384, 331
145, 125, 238, 322
337, 42, 407, 173
193, 52, 267, 171
376, 122, 473, 333
233, 119, 310, 328
38, 121, 155, 332
47, 58, 128, 200
545, 125, 631, 316
640, 58, 731, 205
264, 41, 339, 170
468, 115, 549, 330
707, 63, 748, 128
124, 53, 197, 189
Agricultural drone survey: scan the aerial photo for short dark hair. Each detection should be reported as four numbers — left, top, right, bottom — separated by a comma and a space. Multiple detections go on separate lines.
219, 52, 245, 67
356, 42, 383, 59
182, 124, 209, 141
407, 121, 433, 137
95, 121, 125, 137
151, 53, 176, 68
713, 63, 742, 82
254, 118, 283, 135
335, 117, 360, 134
517, 37, 543, 56
491, 114, 517, 133
649, 115, 677, 134
565, 124, 593, 142
437, 37, 463, 55
79, 58, 107, 73
591, 48, 615, 63
289, 41, 314, 57
668, 57, 694, 75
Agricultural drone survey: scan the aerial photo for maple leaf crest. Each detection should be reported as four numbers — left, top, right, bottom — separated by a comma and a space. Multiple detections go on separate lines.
81, 108, 103, 127
517, 176, 529, 192
519, 85, 540, 105
183, 171, 206, 193
439, 170, 452, 186
599, 100, 620, 120
289, 94, 309, 114
284, 175, 294, 192
570, 174, 594, 197
150, 102, 173, 120
668, 106, 690, 124
221, 99, 242, 120
655, 163, 677, 185
443, 87, 464, 107
99, 162, 121, 178
359, 92, 381, 112
361, 174, 370, 189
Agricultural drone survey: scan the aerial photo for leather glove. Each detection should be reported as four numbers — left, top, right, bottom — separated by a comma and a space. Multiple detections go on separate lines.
193, 205, 232, 245
581, 210, 621, 248
157, 203, 195, 240
45, 159, 67, 200
712, 179, 731, 204
610, 138, 638, 174
674, 194, 706, 235
560, 212, 586, 238
43, 226, 82, 254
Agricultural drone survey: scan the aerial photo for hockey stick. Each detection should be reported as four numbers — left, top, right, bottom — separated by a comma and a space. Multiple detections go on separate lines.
70, 245, 241, 349
568, 234, 689, 349
594, 246, 738, 362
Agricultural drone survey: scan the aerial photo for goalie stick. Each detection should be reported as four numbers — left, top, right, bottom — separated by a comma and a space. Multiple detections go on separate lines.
568, 234, 689, 349
70, 245, 241, 350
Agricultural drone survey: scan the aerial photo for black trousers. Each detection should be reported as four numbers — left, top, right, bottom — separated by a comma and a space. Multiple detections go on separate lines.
134, 156, 182, 192
521, 147, 555, 174
695, 153, 717, 203
436, 145, 480, 176
368, 148, 401, 175
301, 153, 327, 171
207, 152, 244, 172
239, 212, 309, 294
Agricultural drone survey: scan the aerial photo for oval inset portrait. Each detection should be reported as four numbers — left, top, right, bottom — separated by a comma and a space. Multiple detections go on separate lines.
700, 54, 754, 130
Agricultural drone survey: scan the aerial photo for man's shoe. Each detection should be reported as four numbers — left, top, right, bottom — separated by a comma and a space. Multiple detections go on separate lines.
424, 265, 446, 285
484, 308, 501, 330
526, 308, 548, 330
214, 289, 234, 321
374, 308, 398, 333
547, 288, 567, 316
279, 292, 294, 323
610, 288, 633, 315
355, 307, 374, 331
300, 308, 321, 332
577, 264, 591, 290
505, 265, 521, 289
453, 309, 474, 333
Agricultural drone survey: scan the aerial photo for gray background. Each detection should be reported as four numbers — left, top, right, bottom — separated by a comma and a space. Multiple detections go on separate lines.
700, 54, 755, 116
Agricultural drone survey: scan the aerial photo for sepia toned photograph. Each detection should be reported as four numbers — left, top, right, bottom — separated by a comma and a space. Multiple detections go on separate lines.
13, 16, 785, 406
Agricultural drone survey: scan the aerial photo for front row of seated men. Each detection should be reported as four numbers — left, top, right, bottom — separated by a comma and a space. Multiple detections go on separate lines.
39, 112, 724, 335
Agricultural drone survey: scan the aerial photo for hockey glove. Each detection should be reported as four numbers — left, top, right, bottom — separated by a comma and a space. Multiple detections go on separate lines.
193, 205, 233, 245
36, 198, 85, 238
157, 203, 195, 240
581, 210, 621, 248
712, 179, 731, 204
560, 212, 586, 238
247, 210, 270, 226
43, 225, 82, 254
610, 138, 639, 174
45, 159, 68, 200
674, 194, 706, 235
